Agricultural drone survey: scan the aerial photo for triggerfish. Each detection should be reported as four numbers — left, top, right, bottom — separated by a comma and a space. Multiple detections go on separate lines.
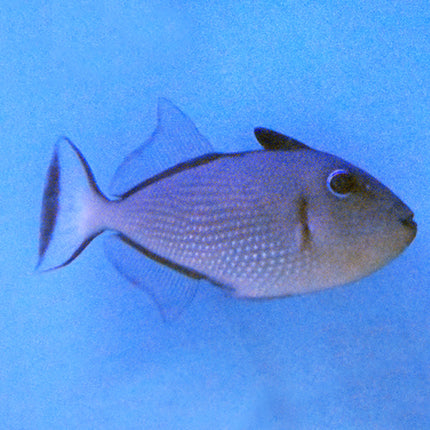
38, 99, 417, 319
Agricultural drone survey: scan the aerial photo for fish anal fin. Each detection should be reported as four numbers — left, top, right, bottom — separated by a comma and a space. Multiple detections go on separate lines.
104, 234, 199, 321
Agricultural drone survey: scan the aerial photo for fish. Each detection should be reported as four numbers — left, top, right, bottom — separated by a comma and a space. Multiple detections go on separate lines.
38, 99, 417, 319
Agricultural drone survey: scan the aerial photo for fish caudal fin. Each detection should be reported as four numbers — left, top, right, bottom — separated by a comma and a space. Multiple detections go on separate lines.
37, 138, 109, 271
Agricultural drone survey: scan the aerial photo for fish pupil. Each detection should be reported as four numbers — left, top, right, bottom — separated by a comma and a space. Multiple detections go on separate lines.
328, 170, 356, 196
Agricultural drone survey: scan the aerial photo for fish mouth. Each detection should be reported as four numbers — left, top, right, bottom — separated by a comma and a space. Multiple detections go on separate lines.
401, 214, 417, 231
400, 214, 417, 246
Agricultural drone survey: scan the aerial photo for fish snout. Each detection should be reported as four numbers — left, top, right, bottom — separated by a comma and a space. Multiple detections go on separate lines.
389, 200, 417, 244
394, 203, 417, 247
400, 213, 417, 233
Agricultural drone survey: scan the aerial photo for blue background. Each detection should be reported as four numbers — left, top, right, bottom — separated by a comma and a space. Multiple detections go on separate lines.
1, 1, 429, 429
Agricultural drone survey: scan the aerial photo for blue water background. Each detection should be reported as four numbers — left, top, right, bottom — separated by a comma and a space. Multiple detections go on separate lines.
1, 2, 429, 429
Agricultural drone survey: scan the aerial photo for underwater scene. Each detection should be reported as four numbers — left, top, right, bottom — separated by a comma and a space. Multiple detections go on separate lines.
1, 2, 429, 429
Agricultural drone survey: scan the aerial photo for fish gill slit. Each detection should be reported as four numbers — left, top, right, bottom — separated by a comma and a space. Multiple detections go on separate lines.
298, 196, 311, 251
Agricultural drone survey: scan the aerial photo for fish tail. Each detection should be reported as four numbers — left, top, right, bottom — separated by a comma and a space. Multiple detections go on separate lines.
37, 138, 110, 271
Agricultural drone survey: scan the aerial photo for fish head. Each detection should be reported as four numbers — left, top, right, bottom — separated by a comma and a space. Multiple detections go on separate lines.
297, 149, 417, 288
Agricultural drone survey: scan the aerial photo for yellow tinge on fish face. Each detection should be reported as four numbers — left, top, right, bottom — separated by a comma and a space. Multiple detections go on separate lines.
38, 99, 417, 319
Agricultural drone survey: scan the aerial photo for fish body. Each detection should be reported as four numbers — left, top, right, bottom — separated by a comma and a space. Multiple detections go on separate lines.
38, 100, 417, 317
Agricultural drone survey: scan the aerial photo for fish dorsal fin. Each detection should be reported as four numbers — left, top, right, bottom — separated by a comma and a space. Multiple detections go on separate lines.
110, 98, 214, 196
254, 127, 310, 151
104, 234, 199, 321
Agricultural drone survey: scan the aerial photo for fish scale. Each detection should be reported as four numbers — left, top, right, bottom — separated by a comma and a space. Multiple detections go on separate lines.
113, 172, 318, 297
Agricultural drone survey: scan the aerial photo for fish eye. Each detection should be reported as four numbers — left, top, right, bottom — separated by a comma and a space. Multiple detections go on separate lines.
327, 169, 356, 198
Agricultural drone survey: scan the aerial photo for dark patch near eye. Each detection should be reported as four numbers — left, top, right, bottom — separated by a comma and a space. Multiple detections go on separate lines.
327, 170, 357, 197
298, 196, 311, 251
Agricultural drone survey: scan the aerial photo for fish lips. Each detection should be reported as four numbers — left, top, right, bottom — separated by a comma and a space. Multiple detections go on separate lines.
401, 214, 417, 234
